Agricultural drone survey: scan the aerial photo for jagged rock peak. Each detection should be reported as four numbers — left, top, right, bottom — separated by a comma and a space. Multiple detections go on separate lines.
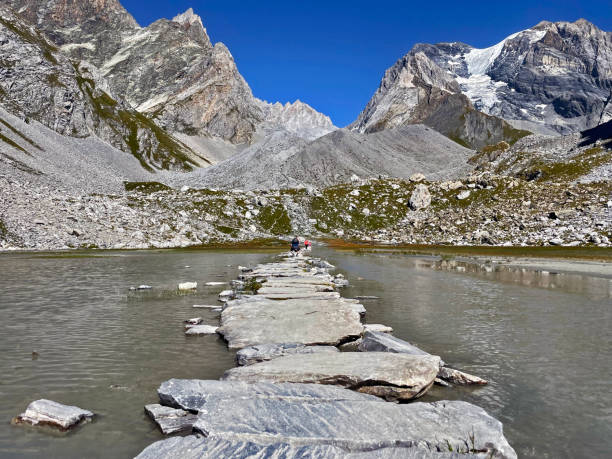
172, 8, 202, 27
258, 99, 336, 141
171, 7, 209, 45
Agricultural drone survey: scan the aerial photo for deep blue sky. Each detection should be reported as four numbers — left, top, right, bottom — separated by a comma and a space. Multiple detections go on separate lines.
121, 0, 612, 127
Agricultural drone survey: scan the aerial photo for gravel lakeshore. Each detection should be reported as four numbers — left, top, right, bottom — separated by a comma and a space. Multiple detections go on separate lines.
1, 172, 610, 252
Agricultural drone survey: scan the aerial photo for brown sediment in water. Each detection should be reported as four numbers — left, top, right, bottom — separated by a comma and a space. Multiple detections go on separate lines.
323, 238, 612, 261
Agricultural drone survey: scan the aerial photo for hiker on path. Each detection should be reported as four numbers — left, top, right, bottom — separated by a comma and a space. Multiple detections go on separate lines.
290, 236, 300, 255
304, 239, 312, 251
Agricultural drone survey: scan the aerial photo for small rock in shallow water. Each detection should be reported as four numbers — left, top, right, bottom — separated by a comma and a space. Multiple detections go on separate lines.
144, 404, 197, 435
184, 318, 202, 325
12, 399, 94, 431
204, 282, 227, 286
178, 282, 197, 291
218, 290, 234, 301
364, 324, 393, 334
437, 367, 488, 385
185, 325, 218, 335
193, 304, 219, 309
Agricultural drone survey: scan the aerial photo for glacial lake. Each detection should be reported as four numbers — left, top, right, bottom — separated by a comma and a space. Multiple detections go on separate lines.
0, 247, 611, 458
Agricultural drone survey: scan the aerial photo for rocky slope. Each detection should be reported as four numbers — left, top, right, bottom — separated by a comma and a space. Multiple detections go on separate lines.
353, 20, 612, 148
165, 125, 475, 190
0, 5, 199, 171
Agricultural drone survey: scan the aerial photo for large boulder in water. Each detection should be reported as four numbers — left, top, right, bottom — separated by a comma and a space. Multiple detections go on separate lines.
12, 399, 94, 431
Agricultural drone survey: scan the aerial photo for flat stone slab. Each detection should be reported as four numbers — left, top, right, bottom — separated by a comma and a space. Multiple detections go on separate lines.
264, 277, 335, 286
222, 352, 441, 401
135, 435, 472, 458
185, 325, 218, 335
236, 343, 339, 366
257, 285, 334, 294
158, 379, 379, 412
190, 398, 516, 458
12, 399, 94, 431
218, 297, 363, 349
258, 291, 341, 300
192, 304, 219, 309
144, 404, 197, 434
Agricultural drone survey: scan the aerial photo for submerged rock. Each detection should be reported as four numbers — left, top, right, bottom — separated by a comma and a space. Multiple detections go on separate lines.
222, 352, 441, 401
184, 325, 218, 336
236, 343, 339, 366
12, 399, 94, 431
144, 404, 197, 435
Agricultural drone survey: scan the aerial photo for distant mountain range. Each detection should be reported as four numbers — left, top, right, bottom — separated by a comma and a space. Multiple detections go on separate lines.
0, 0, 611, 189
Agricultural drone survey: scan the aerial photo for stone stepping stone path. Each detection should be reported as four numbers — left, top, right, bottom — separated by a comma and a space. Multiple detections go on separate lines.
133, 252, 510, 456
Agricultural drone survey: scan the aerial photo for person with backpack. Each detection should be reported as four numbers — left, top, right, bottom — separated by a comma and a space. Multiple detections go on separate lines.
290, 236, 300, 255
304, 239, 312, 251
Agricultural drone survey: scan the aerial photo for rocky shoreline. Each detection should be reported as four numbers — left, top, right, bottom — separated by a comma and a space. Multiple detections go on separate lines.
133, 252, 516, 458
1, 172, 610, 251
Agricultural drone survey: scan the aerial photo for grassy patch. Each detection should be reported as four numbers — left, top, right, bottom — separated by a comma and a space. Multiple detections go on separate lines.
0, 118, 43, 150
256, 205, 292, 235
0, 16, 58, 64
517, 146, 611, 182
72, 63, 196, 172
124, 181, 171, 193
0, 131, 28, 154
502, 124, 531, 145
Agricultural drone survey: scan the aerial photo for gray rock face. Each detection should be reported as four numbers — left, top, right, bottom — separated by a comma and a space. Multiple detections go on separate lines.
408, 20, 612, 136
144, 404, 197, 434
352, 20, 612, 145
0, 6, 198, 172
236, 343, 339, 366
135, 435, 473, 459
189, 398, 516, 458
350, 50, 529, 150
218, 296, 363, 349
222, 352, 441, 401
12, 399, 94, 431
157, 379, 379, 412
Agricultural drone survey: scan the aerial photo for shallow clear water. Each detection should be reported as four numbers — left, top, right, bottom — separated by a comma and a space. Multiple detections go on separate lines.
0, 248, 611, 458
